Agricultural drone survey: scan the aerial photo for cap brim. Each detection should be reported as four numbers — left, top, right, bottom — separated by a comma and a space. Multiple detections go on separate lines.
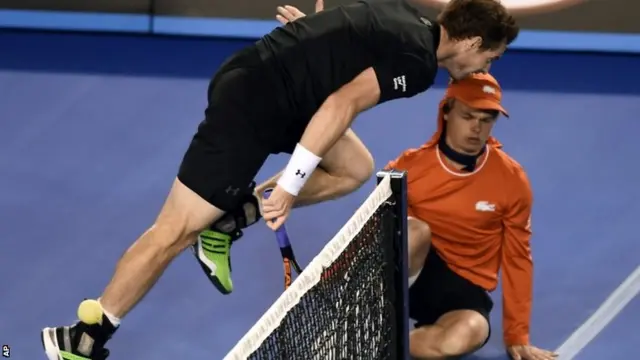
459, 98, 509, 118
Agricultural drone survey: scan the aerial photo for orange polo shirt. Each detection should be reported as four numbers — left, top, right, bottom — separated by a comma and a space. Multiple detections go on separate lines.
386, 140, 533, 346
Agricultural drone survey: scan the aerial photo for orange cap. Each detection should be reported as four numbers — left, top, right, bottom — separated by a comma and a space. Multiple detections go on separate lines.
446, 73, 509, 117
425, 73, 506, 148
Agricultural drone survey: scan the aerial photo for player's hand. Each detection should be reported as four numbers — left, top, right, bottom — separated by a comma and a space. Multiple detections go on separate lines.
276, 5, 306, 24
507, 344, 558, 360
276, 0, 323, 24
262, 185, 296, 230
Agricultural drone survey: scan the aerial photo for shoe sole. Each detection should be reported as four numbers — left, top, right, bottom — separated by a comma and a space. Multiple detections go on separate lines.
195, 260, 232, 295
41, 327, 62, 360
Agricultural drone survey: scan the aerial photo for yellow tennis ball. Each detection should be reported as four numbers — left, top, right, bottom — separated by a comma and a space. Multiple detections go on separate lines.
77, 299, 103, 325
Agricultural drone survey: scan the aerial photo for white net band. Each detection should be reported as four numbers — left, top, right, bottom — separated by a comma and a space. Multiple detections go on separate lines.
223, 174, 393, 360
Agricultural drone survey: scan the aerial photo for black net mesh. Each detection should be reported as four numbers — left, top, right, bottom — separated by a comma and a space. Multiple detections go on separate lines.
246, 203, 401, 360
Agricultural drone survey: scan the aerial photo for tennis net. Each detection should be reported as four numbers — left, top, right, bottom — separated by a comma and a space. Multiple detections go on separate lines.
224, 170, 410, 360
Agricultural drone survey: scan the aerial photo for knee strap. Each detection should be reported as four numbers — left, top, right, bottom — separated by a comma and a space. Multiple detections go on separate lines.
210, 182, 262, 237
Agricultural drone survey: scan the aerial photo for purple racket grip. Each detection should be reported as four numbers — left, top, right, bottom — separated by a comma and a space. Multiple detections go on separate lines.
263, 189, 292, 248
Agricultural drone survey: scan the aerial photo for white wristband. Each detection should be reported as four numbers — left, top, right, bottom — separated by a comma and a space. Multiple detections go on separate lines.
277, 143, 322, 196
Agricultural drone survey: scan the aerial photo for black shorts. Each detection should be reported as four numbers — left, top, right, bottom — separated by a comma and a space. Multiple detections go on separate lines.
409, 247, 494, 345
177, 45, 281, 211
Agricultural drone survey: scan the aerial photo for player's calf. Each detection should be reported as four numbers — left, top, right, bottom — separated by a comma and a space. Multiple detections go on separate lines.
99, 179, 223, 316
410, 310, 490, 359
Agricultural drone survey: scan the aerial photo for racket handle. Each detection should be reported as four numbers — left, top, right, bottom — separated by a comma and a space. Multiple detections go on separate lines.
263, 188, 292, 248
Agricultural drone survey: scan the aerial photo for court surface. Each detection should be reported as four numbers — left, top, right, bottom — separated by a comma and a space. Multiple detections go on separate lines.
0, 31, 638, 360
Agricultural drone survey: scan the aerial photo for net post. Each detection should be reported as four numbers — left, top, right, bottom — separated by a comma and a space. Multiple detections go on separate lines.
376, 169, 409, 360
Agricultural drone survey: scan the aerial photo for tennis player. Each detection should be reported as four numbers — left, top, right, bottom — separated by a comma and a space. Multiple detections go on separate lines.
41, 0, 518, 358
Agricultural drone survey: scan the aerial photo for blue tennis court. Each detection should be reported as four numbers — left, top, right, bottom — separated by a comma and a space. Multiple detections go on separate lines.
0, 30, 638, 359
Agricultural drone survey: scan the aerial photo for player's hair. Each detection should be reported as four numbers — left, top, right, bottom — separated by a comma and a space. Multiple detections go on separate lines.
438, 0, 519, 50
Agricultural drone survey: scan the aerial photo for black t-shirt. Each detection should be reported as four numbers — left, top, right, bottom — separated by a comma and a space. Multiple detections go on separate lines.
254, 0, 440, 151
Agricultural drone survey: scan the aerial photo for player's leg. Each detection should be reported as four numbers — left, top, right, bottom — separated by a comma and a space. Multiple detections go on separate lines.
190, 45, 278, 295
407, 219, 485, 358
103, 45, 272, 316
196, 129, 373, 294
255, 129, 374, 207
408, 247, 493, 359
41, 177, 250, 360
100, 178, 228, 316
41, 46, 271, 359
410, 310, 490, 359
41, 147, 266, 359
189, 140, 267, 295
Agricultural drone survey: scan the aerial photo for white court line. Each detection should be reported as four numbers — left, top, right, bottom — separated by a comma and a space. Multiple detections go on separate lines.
554, 265, 640, 359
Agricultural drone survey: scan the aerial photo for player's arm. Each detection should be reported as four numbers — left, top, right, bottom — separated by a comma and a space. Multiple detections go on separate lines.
275, 67, 381, 197
278, 53, 430, 197
500, 169, 534, 347
298, 67, 381, 159
298, 53, 431, 159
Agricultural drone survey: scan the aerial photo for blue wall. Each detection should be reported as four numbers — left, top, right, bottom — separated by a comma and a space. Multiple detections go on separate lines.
1, 9, 640, 53
1, 30, 637, 96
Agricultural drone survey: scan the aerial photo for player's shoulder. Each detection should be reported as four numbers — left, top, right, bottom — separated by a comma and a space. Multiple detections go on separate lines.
365, 0, 438, 44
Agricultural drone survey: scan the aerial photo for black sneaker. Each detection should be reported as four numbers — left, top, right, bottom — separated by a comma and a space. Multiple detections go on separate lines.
41, 313, 116, 360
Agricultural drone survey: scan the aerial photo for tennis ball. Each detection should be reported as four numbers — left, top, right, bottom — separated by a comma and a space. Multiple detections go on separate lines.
77, 299, 103, 325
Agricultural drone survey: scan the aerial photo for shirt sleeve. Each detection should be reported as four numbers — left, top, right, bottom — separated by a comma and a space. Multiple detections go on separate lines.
501, 169, 534, 346
373, 53, 434, 104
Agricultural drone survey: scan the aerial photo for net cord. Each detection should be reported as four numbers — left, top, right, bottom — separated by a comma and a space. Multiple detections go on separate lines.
223, 174, 394, 360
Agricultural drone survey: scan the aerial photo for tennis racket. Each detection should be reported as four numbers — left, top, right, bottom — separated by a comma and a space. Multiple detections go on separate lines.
263, 189, 303, 290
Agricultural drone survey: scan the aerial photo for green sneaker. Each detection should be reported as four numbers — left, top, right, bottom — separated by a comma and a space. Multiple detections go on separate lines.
193, 182, 260, 294
193, 229, 238, 294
